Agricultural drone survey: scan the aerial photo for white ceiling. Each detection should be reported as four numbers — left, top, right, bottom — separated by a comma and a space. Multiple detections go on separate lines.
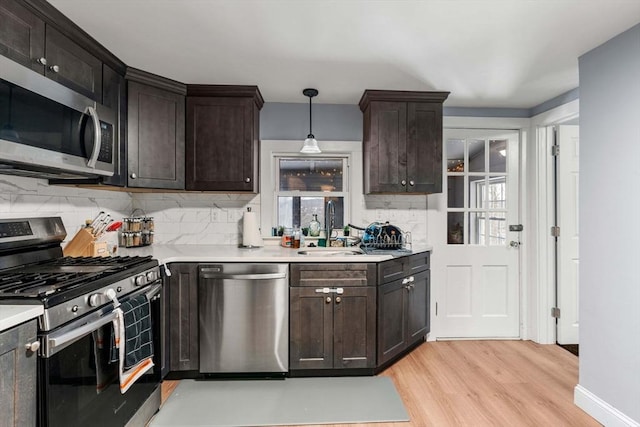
49, 0, 640, 108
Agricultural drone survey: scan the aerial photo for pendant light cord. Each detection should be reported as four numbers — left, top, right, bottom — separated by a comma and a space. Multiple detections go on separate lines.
308, 96, 313, 138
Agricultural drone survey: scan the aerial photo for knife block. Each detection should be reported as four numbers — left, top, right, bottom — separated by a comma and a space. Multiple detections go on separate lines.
63, 228, 108, 257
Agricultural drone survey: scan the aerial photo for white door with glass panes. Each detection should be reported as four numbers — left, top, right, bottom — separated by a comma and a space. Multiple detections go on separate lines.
433, 129, 520, 338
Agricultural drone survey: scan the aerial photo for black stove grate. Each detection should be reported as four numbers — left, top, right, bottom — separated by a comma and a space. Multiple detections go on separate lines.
0, 256, 155, 299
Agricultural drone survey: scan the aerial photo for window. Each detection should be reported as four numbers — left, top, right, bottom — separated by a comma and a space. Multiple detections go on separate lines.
275, 157, 348, 231
446, 137, 509, 245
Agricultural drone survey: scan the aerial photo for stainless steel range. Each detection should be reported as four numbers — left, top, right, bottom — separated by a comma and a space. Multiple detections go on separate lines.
0, 217, 162, 427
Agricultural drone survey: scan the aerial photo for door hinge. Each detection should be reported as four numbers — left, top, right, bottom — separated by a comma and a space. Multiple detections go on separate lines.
551, 307, 561, 318
552, 145, 560, 156
551, 226, 560, 237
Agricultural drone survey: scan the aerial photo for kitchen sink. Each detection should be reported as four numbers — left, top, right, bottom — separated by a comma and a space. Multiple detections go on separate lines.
297, 248, 365, 256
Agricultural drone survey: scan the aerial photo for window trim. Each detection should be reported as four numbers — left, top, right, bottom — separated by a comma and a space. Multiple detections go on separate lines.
274, 155, 350, 229
260, 140, 363, 239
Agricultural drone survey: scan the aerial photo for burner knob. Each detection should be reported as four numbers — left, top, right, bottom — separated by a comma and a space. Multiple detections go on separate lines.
89, 294, 101, 307
135, 275, 146, 286
146, 271, 157, 282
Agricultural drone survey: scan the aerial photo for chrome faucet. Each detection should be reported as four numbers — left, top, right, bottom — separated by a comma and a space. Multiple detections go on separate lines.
325, 200, 335, 241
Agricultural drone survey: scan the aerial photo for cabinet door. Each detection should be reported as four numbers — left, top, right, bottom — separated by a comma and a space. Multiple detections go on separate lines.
334, 286, 376, 369
0, 320, 37, 427
407, 102, 443, 193
44, 26, 102, 101
100, 65, 126, 186
377, 279, 408, 366
290, 287, 333, 370
407, 269, 430, 345
186, 97, 257, 191
128, 81, 185, 189
0, 0, 44, 73
365, 101, 407, 193
167, 263, 199, 371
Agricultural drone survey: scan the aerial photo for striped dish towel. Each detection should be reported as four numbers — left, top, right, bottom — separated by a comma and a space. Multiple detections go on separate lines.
111, 294, 155, 394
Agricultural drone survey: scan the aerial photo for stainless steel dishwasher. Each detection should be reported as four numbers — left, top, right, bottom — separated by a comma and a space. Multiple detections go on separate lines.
198, 263, 289, 375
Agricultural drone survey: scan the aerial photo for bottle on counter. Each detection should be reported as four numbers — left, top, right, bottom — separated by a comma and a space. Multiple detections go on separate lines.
309, 214, 321, 237
318, 230, 327, 247
292, 227, 301, 249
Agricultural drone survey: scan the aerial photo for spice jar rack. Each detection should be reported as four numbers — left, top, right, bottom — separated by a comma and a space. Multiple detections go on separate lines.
119, 209, 154, 248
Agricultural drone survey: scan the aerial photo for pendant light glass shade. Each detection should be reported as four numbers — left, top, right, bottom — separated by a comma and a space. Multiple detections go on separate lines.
301, 135, 321, 153
301, 88, 321, 154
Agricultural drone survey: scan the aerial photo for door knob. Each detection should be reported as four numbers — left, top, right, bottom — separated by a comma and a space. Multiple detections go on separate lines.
130, 173, 137, 179
245, 177, 251, 183
401, 180, 407, 186
36, 57, 47, 66
335, 296, 342, 304
49, 64, 60, 73
510, 241, 520, 248
325, 296, 332, 303
409, 180, 415, 186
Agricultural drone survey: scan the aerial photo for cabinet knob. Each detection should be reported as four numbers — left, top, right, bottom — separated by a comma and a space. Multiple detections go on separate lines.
130, 173, 137, 179
325, 296, 332, 303
409, 180, 415, 186
25, 341, 40, 353
36, 57, 47, 66
245, 177, 251, 183
335, 296, 342, 304
401, 180, 407, 186
49, 64, 60, 73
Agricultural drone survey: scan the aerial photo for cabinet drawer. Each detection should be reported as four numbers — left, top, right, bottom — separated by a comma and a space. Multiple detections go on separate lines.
377, 258, 405, 285
407, 252, 430, 274
291, 263, 376, 287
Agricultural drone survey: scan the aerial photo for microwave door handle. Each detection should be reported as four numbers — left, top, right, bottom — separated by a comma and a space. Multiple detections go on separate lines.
85, 106, 102, 168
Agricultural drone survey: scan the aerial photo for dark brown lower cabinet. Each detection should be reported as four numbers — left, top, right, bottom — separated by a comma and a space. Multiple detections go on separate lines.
290, 286, 376, 371
0, 320, 37, 427
378, 258, 430, 366
165, 263, 199, 372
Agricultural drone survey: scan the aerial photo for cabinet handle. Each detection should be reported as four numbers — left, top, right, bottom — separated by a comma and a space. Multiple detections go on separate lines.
402, 278, 410, 285
409, 180, 415, 186
408, 276, 415, 283
49, 64, 60, 73
335, 296, 341, 304
25, 341, 40, 353
245, 177, 251, 183
401, 180, 407, 186
130, 173, 137, 179
36, 57, 47, 66
326, 296, 332, 303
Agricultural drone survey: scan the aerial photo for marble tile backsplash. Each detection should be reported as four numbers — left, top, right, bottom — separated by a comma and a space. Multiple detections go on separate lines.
1, 175, 429, 247
0, 175, 132, 243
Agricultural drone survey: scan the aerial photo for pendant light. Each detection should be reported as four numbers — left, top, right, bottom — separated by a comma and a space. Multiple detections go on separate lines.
300, 88, 321, 154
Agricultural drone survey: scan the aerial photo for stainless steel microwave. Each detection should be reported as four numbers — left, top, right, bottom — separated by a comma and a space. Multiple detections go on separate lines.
0, 55, 115, 179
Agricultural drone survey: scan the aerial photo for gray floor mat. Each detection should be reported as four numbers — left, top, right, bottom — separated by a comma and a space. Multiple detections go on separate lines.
150, 377, 410, 426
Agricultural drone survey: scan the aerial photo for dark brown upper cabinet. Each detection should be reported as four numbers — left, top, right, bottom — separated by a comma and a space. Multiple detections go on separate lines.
44, 26, 102, 101
359, 90, 449, 194
1, 0, 127, 103
127, 68, 186, 190
185, 85, 263, 192
0, 0, 45, 73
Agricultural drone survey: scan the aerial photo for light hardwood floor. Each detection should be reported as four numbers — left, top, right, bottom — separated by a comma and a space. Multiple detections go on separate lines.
161, 340, 600, 427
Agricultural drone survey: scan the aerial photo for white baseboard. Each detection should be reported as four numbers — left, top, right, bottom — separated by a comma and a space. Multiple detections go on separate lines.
574, 385, 640, 427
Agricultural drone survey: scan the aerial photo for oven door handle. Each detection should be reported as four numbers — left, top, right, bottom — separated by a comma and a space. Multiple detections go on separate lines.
45, 310, 118, 357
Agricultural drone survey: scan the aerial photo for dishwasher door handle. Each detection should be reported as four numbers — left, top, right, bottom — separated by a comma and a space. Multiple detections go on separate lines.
200, 272, 287, 280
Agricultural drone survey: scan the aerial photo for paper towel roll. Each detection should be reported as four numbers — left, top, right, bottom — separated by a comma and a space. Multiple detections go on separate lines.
242, 210, 263, 247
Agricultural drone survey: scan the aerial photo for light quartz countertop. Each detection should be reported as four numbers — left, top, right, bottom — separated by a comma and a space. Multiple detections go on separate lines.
118, 244, 433, 265
0, 304, 43, 333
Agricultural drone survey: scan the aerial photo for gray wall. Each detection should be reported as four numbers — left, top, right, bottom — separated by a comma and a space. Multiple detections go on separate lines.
578, 23, 640, 423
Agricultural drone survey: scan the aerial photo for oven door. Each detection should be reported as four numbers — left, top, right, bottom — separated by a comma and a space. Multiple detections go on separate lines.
38, 284, 162, 427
